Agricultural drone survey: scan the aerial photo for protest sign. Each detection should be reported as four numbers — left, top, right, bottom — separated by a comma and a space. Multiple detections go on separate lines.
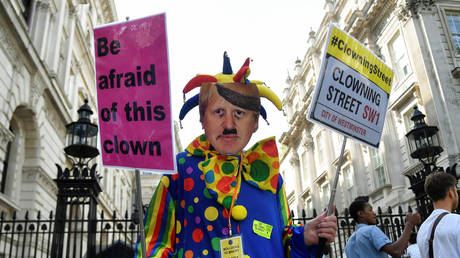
308, 24, 394, 148
94, 13, 175, 173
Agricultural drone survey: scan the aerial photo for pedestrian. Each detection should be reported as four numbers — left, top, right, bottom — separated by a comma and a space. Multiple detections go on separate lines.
405, 232, 421, 258
345, 196, 421, 258
416, 172, 460, 258
135, 52, 338, 257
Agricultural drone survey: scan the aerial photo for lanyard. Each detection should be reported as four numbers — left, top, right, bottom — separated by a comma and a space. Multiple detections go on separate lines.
226, 153, 243, 236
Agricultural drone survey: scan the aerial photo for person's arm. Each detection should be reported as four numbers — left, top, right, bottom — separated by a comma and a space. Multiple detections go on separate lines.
277, 176, 337, 258
380, 212, 421, 257
135, 174, 177, 258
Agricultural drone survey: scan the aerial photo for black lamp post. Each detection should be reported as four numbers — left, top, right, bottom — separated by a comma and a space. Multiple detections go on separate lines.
51, 99, 102, 258
405, 106, 444, 221
64, 99, 99, 159
405, 106, 443, 170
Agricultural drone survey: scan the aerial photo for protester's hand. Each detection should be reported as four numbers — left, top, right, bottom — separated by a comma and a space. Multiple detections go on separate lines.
304, 210, 337, 246
405, 212, 421, 227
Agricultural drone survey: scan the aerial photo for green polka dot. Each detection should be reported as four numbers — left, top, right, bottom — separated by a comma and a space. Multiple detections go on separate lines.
202, 159, 211, 167
179, 157, 186, 164
200, 134, 207, 141
222, 162, 235, 174
178, 248, 184, 258
203, 188, 212, 199
194, 149, 204, 156
211, 237, 221, 251
249, 160, 270, 181
222, 196, 233, 209
188, 205, 194, 213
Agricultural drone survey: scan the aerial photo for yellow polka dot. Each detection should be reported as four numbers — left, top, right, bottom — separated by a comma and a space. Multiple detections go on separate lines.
176, 220, 181, 234
231, 205, 247, 221
194, 197, 199, 203
204, 206, 218, 221
244, 255, 250, 258
203, 249, 208, 255
161, 176, 170, 188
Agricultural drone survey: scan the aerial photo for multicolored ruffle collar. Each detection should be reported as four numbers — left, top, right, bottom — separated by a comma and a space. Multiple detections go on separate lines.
186, 134, 280, 209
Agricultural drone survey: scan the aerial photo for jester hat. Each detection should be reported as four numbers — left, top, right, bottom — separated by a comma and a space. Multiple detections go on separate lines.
179, 52, 282, 125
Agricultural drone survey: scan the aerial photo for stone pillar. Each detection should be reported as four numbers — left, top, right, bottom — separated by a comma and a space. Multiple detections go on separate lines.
289, 154, 303, 215
31, 0, 52, 59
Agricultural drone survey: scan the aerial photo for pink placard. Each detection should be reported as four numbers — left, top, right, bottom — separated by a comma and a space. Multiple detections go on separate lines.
94, 14, 175, 173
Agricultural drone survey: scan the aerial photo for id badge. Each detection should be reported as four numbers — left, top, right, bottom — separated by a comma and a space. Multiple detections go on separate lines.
219, 234, 244, 258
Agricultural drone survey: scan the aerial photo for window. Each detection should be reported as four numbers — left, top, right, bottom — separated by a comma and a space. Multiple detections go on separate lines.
389, 32, 412, 83
301, 151, 308, 185
316, 131, 325, 165
343, 165, 356, 202
320, 182, 330, 205
446, 11, 460, 54
403, 107, 416, 133
305, 198, 313, 217
1, 141, 12, 193
371, 147, 387, 188
22, 0, 33, 23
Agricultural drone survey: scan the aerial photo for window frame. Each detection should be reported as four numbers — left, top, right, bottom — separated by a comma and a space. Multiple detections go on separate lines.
440, 8, 460, 58
387, 31, 412, 86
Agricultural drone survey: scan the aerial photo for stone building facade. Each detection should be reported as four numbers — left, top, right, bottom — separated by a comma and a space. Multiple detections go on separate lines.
0, 0, 138, 219
281, 0, 460, 217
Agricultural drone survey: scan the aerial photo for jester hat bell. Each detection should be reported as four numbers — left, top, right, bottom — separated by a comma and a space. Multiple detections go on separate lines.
179, 52, 283, 126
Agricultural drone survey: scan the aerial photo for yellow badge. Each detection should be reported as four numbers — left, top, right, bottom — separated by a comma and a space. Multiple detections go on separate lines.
219, 235, 244, 258
252, 219, 273, 239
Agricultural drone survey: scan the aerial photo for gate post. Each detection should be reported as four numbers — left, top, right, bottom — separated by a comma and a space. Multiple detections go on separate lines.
51, 100, 101, 258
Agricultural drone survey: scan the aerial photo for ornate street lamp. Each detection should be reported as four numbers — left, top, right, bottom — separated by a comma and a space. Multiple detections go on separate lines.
52, 99, 102, 258
405, 106, 443, 170
64, 99, 99, 159
405, 106, 444, 221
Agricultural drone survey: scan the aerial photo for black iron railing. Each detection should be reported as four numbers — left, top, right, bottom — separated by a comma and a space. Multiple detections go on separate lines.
0, 210, 140, 258
292, 205, 415, 258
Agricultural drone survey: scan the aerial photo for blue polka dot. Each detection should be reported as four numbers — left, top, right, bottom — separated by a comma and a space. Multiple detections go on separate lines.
205, 171, 215, 183
208, 188, 217, 197
247, 180, 259, 188
230, 181, 236, 187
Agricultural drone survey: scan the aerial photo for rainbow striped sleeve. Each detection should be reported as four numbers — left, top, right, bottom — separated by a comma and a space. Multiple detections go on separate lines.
135, 175, 176, 258
278, 177, 294, 257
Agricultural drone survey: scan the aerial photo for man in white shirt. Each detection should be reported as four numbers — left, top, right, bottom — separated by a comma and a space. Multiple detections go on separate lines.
417, 172, 460, 258
406, 233, 421, 258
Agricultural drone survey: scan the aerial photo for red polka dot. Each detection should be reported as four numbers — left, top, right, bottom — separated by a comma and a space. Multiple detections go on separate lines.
270, 174, 279, 189
172, 174, 178, 181
237, 224, 240, 234
223, 208, 229, 219
262, 139, 278, 157
217, 155, 228, 160
272, 160, 280, 169
192, 140, 200, 147
246, 152, 260, 164
181, 200, 185, 209
184, 218, 187, 227
216, 177, 233, 194
185, 250, 194, 258
214, 163, 221, 174
192, 228, 204, 243
184, 178, 195, 191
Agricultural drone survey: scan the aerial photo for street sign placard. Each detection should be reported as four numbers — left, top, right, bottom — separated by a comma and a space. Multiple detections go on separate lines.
308, 24, 394, 148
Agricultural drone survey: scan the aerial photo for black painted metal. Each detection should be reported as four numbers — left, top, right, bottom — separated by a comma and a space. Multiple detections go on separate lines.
291, 205, 460, 258
0, 209, 140, 257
